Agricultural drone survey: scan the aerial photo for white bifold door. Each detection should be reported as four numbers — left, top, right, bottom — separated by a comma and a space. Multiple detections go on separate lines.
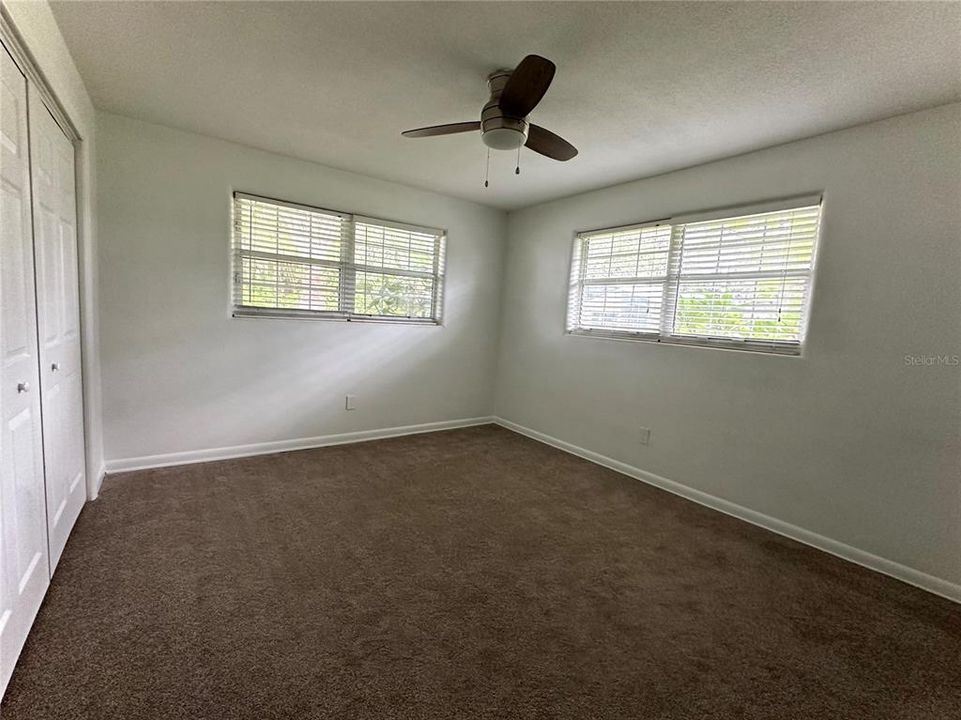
0, 43, 85, 697
29, 85, 85, 571
1, 43, 51, 698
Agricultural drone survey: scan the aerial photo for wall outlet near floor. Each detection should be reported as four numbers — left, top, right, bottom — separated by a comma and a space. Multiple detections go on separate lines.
639, 427, 651, 445
345, 394, 356, 411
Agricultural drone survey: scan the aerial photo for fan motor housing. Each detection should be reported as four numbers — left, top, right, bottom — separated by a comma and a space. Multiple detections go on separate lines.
481, 70, 528, 150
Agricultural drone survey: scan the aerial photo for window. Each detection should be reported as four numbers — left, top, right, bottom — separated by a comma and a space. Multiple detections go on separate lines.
232, 192, 446, 323
567, 197, 822, 354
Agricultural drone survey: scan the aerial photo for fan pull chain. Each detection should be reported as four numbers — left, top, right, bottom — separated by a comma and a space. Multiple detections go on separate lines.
515, 146, 521, 175
484, 148, 490, 188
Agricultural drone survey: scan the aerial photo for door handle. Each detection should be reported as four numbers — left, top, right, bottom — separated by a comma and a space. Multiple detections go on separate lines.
17, 381, 30, 393
51, 362, 60, 372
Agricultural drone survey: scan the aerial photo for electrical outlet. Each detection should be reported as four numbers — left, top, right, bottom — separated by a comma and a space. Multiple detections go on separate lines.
639, 427, 651, 445
345, 394, 356, 411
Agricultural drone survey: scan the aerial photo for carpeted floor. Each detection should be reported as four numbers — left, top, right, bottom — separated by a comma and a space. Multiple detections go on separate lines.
2, 425, 959, 719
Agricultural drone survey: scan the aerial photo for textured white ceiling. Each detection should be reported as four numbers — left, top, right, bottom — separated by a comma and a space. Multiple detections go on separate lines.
50, 1, 961, 210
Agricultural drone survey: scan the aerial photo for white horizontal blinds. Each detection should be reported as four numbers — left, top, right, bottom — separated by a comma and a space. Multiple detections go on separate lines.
669, 205, 820, 347
231, 193, 446, 322
352, 219, 445, 320
567, 199, 822, 353
568, 223, 672, 335
233, 194, 348, 314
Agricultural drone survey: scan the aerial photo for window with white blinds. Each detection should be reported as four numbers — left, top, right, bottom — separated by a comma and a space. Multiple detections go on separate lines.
232, 192, 446, 323
567, 198, 822, 354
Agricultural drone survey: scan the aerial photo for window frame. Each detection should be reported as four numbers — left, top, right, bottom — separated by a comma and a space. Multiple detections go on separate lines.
566, 195, 823, 356
230, 191, 447, 325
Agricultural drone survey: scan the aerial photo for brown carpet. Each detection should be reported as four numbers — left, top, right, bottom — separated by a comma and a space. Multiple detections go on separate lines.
2, 425, 959, 719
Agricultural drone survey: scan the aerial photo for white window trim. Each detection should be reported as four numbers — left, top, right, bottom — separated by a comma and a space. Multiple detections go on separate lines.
230, 192, 447, 325
566, 194, 823, 356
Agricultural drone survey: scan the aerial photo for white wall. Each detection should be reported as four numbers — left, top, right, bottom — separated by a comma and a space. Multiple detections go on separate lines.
3, 0, 104, 497
495, 104, 961, 591
96, 112, 505, 463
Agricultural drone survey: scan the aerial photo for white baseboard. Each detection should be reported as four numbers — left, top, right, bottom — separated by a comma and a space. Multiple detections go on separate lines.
91, 464, 106, 499
105, 416, 495, 474
493, 417, 961, 605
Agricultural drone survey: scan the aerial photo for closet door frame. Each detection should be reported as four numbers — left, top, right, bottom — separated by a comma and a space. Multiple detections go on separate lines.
1, 8, 93, 502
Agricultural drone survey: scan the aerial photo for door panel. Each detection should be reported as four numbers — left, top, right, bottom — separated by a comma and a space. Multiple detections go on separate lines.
0, 44, 50, 699
28, 86, 85, 573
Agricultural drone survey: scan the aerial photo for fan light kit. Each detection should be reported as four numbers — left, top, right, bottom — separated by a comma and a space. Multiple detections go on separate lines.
402, 55, 577, 186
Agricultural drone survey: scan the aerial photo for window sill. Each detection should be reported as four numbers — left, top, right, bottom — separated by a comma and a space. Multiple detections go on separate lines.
567, 329, 802, 357
232, 308, 441, 326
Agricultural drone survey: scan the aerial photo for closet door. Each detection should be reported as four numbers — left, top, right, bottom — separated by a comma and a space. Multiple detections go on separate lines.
28, 87, 85, 573
0, 45, 50, 697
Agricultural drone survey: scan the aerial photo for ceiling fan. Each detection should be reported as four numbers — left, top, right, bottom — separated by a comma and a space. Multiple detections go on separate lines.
401, 55, 578, 163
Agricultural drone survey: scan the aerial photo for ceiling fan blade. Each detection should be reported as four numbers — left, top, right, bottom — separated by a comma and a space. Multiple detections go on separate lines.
525, 124, 577, 161
401, 122, 480, 138
499, 55, 556, 117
